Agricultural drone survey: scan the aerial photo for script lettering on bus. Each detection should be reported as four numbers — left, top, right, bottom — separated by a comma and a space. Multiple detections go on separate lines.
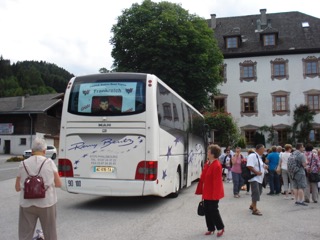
68, 142, 98, 151
100, 137, 134, 148
81, 104, 90, 111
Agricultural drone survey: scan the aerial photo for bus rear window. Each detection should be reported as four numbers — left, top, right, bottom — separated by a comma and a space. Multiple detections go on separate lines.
68, 80, 145, 115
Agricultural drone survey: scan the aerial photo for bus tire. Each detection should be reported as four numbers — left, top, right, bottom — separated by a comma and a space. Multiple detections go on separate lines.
168, 169, 181, 198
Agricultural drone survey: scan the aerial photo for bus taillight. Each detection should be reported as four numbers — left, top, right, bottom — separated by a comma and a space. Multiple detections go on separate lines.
135, 161, 158, 181
58, 158, 74, 177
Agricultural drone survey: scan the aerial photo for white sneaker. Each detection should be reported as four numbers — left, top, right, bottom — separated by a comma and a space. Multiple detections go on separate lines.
284, 196, 290, 200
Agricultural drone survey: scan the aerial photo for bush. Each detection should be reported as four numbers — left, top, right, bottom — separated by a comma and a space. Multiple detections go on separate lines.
6, 156, 24, 162
236, 136, 246, 148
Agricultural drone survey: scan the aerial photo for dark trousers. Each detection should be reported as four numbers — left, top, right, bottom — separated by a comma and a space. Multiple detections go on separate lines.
204, 200, 224, 232
269, 170, 280, 194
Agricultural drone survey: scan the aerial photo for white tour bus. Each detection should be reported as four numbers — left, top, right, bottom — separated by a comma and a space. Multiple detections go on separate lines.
58, 73, 207, 197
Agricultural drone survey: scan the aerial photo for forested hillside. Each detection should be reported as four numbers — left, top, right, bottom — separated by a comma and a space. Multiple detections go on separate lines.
0, 55, 74, 97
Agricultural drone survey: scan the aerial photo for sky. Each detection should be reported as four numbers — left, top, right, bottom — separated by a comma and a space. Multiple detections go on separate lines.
1, 0, 319, 76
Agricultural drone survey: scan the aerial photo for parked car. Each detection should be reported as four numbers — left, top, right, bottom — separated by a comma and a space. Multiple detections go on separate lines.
23, 145, 57, 160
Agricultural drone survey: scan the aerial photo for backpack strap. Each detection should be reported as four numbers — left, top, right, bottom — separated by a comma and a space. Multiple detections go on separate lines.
254, 153, 261, 171
23, 158, 47, 177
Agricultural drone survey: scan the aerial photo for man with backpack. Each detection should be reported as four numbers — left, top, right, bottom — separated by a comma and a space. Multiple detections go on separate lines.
246, 144, 268, 216
289, 143, 308, 206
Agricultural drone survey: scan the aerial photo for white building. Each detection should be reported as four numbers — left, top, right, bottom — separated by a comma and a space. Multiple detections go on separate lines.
208, 9, 320, 147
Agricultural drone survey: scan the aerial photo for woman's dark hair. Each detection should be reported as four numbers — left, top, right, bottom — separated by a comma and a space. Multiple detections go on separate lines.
305, 143, 313, 152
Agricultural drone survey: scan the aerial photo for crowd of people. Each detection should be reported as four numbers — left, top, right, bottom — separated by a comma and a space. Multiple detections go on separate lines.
217, 143, 320, 204
196, 142, 320, 236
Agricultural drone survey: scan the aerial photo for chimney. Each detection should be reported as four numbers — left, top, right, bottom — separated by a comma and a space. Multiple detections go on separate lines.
210, 14, 216, 29
256, 19, 261, 31
260, 9, 267, 26
17, 96, 25, 109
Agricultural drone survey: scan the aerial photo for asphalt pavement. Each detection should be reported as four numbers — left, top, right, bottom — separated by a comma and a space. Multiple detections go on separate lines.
1, 154, 319, 239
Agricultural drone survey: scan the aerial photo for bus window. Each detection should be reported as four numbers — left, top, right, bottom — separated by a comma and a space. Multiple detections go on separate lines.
68, 80, 146, 116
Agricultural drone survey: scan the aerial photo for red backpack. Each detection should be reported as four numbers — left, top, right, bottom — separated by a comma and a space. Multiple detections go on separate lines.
23, 159, 47, 199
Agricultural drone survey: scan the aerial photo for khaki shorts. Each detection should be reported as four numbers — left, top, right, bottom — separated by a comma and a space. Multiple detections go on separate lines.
292, 173, 307, 189
250, 181, 263, 202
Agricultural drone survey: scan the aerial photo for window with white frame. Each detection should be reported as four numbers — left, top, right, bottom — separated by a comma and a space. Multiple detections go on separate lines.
240, 60, 257, 82
302, 56, 320, 78
271, 91, 290, 116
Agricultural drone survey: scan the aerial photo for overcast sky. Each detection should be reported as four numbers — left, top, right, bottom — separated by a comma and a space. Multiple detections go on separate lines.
1, 0, 319, 76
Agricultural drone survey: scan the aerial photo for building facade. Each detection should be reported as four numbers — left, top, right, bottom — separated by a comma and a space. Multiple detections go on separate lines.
208, 9, 320, 147
0, 93, 63, 155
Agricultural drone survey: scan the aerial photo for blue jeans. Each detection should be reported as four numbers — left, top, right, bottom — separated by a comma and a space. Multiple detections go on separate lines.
268, 170, 280, 194
231, 172, 244, 195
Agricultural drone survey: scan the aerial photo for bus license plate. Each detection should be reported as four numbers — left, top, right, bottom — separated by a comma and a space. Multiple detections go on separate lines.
94, 166, 114, 173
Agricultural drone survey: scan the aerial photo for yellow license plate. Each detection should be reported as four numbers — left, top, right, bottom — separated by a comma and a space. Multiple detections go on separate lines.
94, 166, 114, 173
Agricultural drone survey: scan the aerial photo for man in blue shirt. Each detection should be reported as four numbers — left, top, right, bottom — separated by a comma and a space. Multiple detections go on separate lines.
266, 146, 280, 195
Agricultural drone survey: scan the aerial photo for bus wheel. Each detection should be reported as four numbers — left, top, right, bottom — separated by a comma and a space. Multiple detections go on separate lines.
168, 170, 181, 198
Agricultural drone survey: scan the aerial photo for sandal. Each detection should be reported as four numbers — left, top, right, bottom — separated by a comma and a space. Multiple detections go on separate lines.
249, 205, 253, 210
252, 209, 263, 216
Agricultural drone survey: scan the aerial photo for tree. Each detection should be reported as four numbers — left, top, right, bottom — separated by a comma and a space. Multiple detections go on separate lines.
0, 58, 74, 97
204, 112, 240, 147
291, 104, 316, 144
110, 0, 223, 110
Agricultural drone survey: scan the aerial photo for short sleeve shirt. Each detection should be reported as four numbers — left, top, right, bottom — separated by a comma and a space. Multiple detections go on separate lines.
295, 151, 306, 175
246, 152, 266, 184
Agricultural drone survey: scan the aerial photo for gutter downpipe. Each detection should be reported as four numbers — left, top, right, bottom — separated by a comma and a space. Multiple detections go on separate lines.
28, 113, 33, 148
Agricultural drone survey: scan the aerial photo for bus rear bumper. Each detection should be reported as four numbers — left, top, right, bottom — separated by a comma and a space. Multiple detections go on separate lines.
61, 177, 162, 197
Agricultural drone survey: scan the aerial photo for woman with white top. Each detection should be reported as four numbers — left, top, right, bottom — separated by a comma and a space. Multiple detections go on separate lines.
279, 144, 293, 200
15, 138, 62, 240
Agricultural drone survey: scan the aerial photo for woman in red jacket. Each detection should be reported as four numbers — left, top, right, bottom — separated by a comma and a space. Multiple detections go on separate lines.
195, 144, 225, 237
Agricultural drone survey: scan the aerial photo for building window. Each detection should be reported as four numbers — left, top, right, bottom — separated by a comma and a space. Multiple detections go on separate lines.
309, 128, 320, 143
277, 129, 288, 146
244, 97, 255, 112
308, 95, 319, 111
212, 94, 228, 112
240, 92, 258, 116
214, 99, 225, 111
162, 103, 172, 120
20, 138, 27, 145
304, 89, 320, 113
271, 91, 290, 116
240, 60, 257, 82
220, 64, 227, 83
302, 56, 320, 78
226, 37, 238, 48
275, 96, 287, 111
245, 130, 256, 146
173, 103, 179, 121
271, 58, 289, 80
263, 34, 276, 46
